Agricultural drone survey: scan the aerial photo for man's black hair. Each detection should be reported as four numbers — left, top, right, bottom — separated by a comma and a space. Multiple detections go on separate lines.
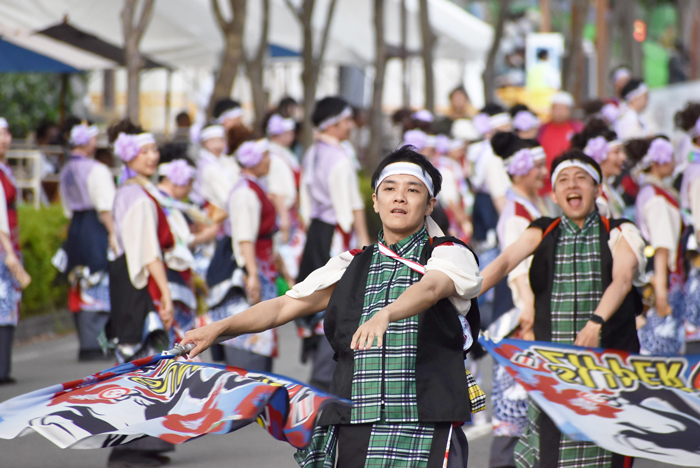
311, 96, 349, 128
620, 78, 645, 101
509, 103, 532, 118
212, 98, 241, 119
550, 149, 602, 184
175, 111, 191, 127
371, 145, 442, 197
480, 103, 506, 117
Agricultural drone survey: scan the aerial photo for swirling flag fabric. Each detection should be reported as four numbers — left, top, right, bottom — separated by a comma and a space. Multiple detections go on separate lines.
0, 353, 350, 450
480, 336, 700, 467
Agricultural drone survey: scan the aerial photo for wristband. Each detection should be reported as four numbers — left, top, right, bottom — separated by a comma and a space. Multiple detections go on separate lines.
589, 314, 605, 325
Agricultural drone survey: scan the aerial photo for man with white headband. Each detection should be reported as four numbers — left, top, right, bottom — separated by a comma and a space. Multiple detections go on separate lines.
610, 66, 632, 101
183, 146, 483, 467
297, 96, 369, 392
212, 98, 244, 132
58, 122, 117, 362
538, 91, 583, 195
480, 149, 646, 468
0, 118, 30, 386
615, 78, 652, 141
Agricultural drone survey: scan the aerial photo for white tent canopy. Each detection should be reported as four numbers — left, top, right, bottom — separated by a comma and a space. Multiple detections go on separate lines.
0, 0, 492, 69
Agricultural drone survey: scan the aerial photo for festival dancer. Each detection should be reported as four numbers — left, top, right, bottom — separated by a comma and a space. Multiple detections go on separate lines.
480, 150, 646, 468
297, 97, 370, 392
625, 137, 685, 356
105, 120, 175, 467
266, 114, 305, 281
0, 118, 30, 386
156, 160, 217, 347
570, 119, 627, 218
57, 123, 117, 361
676, 103, 700, 353
183, 147, 483, 468
194, 124, 239, 223
207, 140, 280, 371
615, 78, 652, 141
489, 132, 548, 468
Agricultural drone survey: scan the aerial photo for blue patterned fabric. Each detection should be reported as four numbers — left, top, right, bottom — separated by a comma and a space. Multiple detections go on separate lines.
0, 253, 21, 326
638, 284, 686, 356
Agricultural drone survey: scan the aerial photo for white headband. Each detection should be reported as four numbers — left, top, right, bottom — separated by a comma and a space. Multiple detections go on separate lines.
551, 160, 601, 186
0, 118, 8, 129
613, 68, 631, 83
376, 162, 435, 197
318, 107, 353, 130
624, 83, 648, 102
531, 146, 546, 161
135, 133, 155, 148
217, 108, 243, 124
201, 125, 225, 142
489, 113, 512, 129
552, 92, 575, 107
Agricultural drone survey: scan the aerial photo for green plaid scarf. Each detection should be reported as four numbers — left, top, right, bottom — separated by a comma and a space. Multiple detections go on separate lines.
550, 212, 604, 345
350, 227, 428, 424
516, 211, 617, 468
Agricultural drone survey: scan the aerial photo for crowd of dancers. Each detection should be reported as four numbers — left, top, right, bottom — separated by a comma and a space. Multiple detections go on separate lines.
0, 64, 699, 468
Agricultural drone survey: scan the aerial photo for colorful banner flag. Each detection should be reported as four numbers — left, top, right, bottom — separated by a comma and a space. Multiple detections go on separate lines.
480, 336, 700, 467
0, 353, 349, 450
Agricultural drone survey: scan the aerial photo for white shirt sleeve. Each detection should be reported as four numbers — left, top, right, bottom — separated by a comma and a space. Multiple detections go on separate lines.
0, 182, 9, 236
596, 195, 611, 219
121, 196, 162, 289
86, 164, 116, 212
425, 243, 483, 316
266, 154, 297, 208
437, 169, 460, 206
608, 222, 647, 286
286, 250, 357, 298
644, 197, 682, 271
230, 186, 261, 267
484, 156, 511, 200
328, 158, 365, 233
503, 216, 533, 285
203, 163, 235, 210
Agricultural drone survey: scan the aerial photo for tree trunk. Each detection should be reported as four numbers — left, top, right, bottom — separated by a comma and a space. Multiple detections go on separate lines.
400, 0, 409, 107
617, 0, 642, 76
244, 0, 271, 136
595, 0, 610, 97
418, 0, 435, 112
539, 0, 551, 32
563, 0, 588, 102
207, 0, 247, 119
121, 0, 155, 123
284, 0, 339, 151
482, 0, 511, 103
368, 0, 387, 172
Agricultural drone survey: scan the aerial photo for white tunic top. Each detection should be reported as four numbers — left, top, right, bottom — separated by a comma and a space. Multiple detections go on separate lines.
61, 163, 116, 218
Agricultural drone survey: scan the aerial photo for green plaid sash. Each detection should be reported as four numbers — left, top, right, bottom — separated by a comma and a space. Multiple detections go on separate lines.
516, 212, 617, 468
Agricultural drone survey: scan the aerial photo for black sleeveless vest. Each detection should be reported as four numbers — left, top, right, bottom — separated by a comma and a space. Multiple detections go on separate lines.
317, 237, 481, 425
529, 216, 641, 353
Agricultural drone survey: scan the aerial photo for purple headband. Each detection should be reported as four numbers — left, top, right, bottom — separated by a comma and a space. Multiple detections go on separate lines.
435, 135, 450, 155
70, 124, 99, 147
504, 148, 535, 177
637, 138, 673, 171
160, 159, 194, 186
472, 113, 492, 135
237, 139, 269, 168
412, 110, 434, 123
114, 133, 140, 162
600, 103, 619, 123
402, 130, 428, 150
583, 136, 610, 164
267, 114, 295, 136
512, 111, 540, 132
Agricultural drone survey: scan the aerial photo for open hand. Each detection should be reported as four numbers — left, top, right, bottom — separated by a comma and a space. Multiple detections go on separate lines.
351, 309, 389, 350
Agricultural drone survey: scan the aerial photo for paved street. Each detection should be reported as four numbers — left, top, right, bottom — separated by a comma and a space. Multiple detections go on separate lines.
0, 324, 680, 468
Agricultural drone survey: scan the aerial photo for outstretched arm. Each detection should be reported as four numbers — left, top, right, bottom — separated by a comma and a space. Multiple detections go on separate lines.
181, 285, 336, 358
479, 227, 542, 295
351, 269, 456, 350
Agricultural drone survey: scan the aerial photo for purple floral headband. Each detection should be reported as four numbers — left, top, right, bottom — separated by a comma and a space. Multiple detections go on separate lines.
70, 124, 99, 147
237, 139, 269, 167
637, 138, 673, 171
160, 159, 194, 186
512, 111, 540, 132
505, 148, 535, 176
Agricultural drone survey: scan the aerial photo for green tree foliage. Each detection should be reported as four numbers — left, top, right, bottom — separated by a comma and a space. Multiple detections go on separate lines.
0, 73, 72, 138
18, 203, 68, 315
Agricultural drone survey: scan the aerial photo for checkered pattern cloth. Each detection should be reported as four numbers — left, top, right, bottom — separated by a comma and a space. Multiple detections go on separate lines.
550, 213, 603, 345
515, 212, 616, 468
350, 228, 428, 424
